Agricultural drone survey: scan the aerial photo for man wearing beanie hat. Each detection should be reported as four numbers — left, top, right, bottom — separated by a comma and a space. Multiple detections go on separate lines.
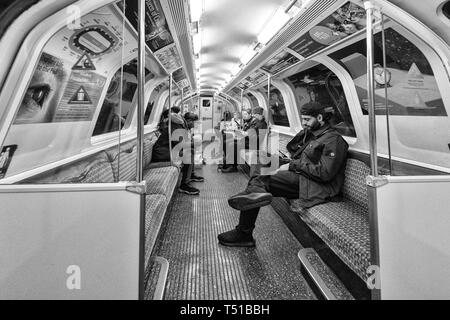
218, 101, 348, 247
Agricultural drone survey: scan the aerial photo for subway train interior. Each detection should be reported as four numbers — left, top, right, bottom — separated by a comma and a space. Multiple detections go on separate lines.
1, 0, 450, 301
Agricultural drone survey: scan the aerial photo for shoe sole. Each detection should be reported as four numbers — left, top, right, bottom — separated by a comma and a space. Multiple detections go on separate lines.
228, 193, 273, 211
178, 189, 200, 195
218, 240, 256, 248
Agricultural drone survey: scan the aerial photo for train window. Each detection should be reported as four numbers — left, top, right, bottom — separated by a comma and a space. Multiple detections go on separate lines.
0, 3, 144, 181
286, 63, 357, 137
144, 89, 160, 125
92, 61, 137, 136
246, 93, 259, 109
329, 25, 447, 117
442, 1, 450, 20
263, 85, 290, 127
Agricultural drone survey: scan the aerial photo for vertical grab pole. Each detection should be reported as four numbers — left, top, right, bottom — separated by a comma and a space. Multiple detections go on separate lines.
137, 0, 145, 183
168, 73, 173, 166
366, 1, 378, 177
365, 1, 381, 300
381, 13, 393, 175
267, 75, 272, 152
181, 87, 184, 114
137, 0, 146, 301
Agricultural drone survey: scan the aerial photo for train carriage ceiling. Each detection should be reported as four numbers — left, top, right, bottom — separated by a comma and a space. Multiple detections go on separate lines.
161, 0, 360, 95
164, 0, 295, 95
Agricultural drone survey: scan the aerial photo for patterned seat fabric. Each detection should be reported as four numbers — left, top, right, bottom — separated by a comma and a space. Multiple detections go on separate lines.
106, 140, 137, 182
143, 166, 179, 200
144, 195, 168, 268
297, 200, 370, 281
20, 151, 115, 184
341, 159, 371, 212
143, 133, 159, 169
290, 158, 371, 281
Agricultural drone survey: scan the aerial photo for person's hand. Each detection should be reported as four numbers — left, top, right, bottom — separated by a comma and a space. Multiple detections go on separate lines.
274, 163, 290, 174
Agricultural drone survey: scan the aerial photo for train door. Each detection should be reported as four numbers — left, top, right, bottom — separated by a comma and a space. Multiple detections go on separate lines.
200, 97, 213, 139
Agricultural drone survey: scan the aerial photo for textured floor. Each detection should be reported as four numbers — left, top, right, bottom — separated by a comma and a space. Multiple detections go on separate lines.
147, 164, 316, 300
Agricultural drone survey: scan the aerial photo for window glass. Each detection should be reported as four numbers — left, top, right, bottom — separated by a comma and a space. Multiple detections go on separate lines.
246, 93, 259, 109
262, 85, 290, 127
286, 63, 356, 137
93, 59, 138, 136
329, 25, 447, 117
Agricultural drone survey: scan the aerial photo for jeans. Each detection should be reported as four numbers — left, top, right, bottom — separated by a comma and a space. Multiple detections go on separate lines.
239, 170, 300, 230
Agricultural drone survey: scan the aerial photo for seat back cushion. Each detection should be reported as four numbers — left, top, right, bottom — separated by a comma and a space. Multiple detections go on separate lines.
143, 132, 159, 169
106, 140, 137, 182
341, 159, 371, 211
20, 151, 115, 184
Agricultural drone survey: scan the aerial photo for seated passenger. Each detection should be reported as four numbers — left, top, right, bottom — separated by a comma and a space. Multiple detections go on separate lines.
219, 111, 238, 132
218, 102, 349, 247
218, 111, 239, 172
221, 107, 268, 173
152, 108, 204, 195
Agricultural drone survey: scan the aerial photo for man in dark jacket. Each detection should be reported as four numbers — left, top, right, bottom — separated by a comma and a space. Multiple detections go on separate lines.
153, 109, 204, 195
218, 101, 348, 247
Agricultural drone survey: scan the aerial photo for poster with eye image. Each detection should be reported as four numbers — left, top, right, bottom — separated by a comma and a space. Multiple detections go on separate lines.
117, 0, 174, 52
0, 145, 17, 179
14, 53, 70, 124
289, 2, 366, 58
54, 70, 106, 122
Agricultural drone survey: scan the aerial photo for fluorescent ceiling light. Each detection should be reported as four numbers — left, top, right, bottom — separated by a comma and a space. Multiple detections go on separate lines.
240, 47, 258, 65
195, 57, 201, 69
231, 64, 241, 76
193, 33, 201, 54
257, 7, 291, 45
190, 0, 203, 22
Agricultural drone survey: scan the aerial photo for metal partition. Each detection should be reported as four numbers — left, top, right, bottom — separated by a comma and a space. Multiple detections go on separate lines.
0, 183, 145, 300
369, 176, 450, 299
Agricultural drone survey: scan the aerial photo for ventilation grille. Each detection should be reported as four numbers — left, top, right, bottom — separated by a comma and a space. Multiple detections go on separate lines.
226, 0, 341, 92
166, 0, 196, 91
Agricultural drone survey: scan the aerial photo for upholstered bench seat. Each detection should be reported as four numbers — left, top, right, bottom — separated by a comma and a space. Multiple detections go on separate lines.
144, 166, 180, 199
290, 199, 370, 281
144, 195, 168, 266
290, 158, 372, 281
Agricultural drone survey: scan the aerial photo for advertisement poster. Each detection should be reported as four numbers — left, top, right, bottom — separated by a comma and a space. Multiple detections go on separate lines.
0, 145, 18, 179
261, 51, 300, 75
155, 43, 182, 73
241, 71, 268, 88
173, 68, 189, 89
14, 53, 71, 124
289, 2, 366, 58
55, 70, 106, 122
118, 0, 174, 52
329, 27, 447, 117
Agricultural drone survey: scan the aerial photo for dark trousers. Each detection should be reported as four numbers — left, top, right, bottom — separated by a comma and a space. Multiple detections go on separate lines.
222, 132, 238, 168
239, 170, 300, 230
222, 133, 261, 168
153, 144, 194, 185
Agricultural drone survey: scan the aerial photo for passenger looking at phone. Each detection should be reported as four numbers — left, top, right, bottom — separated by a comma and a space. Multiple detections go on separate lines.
218, 102, 349, 247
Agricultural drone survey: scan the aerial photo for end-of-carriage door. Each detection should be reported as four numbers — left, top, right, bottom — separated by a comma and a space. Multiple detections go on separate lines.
201, 97, 213, 139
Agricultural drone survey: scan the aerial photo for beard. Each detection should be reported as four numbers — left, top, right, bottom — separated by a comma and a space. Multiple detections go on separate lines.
305, 119, 321, 131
